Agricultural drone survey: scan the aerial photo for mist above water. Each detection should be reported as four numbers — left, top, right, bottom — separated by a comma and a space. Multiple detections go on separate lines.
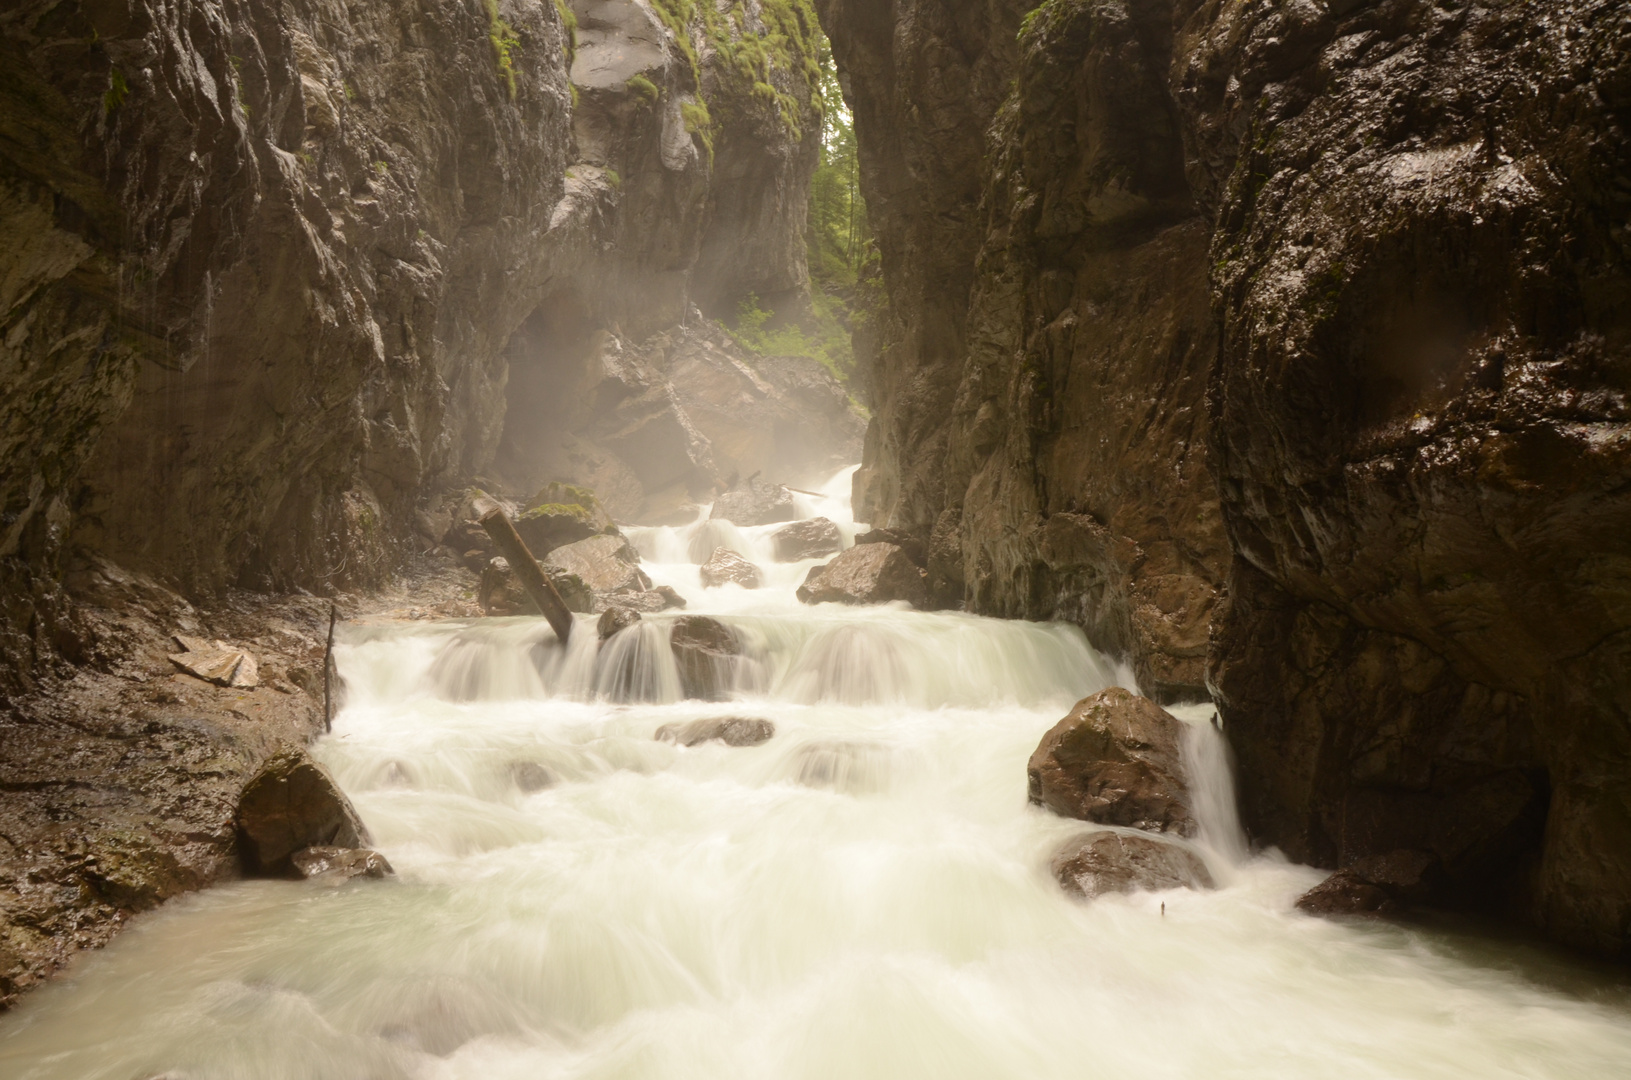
2, 467, 1629, 1079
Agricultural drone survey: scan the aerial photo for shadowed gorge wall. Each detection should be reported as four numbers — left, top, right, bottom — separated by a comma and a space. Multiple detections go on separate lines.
818, 0, 1631, 955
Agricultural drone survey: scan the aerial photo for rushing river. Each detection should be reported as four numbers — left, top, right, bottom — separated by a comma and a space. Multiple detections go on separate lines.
4, 468, 1631, 1079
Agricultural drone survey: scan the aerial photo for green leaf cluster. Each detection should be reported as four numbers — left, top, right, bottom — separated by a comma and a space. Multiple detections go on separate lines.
485, 0, 521, 99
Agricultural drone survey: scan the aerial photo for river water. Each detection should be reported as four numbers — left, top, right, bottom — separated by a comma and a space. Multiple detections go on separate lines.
4, 468, 1631, 1079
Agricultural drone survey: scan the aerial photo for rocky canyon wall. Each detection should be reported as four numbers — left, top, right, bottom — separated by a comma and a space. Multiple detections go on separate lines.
0, 0, 842, 692
820, 0, 1631, 955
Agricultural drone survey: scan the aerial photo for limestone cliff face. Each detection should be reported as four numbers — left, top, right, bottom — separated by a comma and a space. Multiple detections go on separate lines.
819, 0, 1226, 700
820, 0, 1631, 953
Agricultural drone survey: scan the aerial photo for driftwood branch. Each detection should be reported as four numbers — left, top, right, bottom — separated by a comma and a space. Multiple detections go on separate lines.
480, 507, 575, 645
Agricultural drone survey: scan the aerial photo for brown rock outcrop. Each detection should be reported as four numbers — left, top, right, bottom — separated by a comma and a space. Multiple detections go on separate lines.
1027, 688, 1194, 838
1052, 832, 1213, 902
771, 518, 842, 562
1295, 872, 1398, 919
597, 606, 642, 641
544, 534, 651, 598
796, 543, 928, 609
290, 845, 394, 885
699, 548, 762, 589
711, 478, 798, 526
235, 749, 369, 878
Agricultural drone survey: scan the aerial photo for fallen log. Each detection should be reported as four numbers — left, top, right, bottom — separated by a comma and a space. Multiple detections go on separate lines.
480, 507, 575, 645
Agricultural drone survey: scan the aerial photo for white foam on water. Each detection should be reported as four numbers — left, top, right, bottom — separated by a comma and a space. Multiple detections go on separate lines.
3, 465, 1629, 1079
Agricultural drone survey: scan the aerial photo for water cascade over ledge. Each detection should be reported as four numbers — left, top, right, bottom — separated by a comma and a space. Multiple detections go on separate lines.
2, 468, 1629, 1078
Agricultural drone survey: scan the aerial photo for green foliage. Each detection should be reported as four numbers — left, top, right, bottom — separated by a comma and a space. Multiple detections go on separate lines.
730, 291, 856, 384
682, 99, 715, 159
553, 0, 578, 60
605, 168, 622, 188
806, 41, 869, 286
485, 0, 521, 100
627, 74, 660, 103
103, 68, 129, 115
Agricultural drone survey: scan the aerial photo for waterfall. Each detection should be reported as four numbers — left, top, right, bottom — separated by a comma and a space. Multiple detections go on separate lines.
4, 465, 1630, 1080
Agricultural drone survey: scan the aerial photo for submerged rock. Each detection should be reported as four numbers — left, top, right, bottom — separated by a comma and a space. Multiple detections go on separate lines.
1051, 832, 1213, 901
1027, 688, 1195, 837
654, 585, 687, 610
771, 517, 842, 561
290, 845, 394, 884
711, 479, 797, 526
1295, 870, 1399, 917
792, 741, 892, 795
699, 547, 762, 589
796, 543, 928, 609
236, 750, 370, 877
598, 606, 642, 640
545, 534, 651, 596
656, 717, 775, 747
508, 761, 556, 793
668, 615, 741, 701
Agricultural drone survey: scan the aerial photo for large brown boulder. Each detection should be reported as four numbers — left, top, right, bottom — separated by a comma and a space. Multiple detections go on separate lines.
1052, 832, 1214, 901
598, 606, 642, 640
796, 543, 928, 609
236, 750, 370, 877
545, 534, 651, 596
668, 616, 741, 701
513, 482, 619, 556
1295, 870, 1398, 918
1027, 688, 1195, 837
771, 518, 843, 561
711, 479, 797, 526
480, 557, 594, 616
699, 547, 762, 589
853, 527, 926, 568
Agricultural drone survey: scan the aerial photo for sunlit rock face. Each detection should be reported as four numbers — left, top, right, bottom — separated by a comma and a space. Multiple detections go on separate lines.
819, 0, 1631, 954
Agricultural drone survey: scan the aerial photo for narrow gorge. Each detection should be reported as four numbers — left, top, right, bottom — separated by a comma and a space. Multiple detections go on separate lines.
1, 0, 1629, 1075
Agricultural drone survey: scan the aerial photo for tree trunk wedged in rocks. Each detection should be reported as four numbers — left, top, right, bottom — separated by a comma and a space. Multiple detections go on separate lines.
1027, 688, 1196, 838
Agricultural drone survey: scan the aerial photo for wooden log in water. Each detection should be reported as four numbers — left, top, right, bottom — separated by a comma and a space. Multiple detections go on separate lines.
480, 508, 575, 645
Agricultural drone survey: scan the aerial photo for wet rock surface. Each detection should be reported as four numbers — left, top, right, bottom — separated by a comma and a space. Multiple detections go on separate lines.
544, 535, 652, 599
710, 479, 799, 527
1027, 688, 1195, 838
771, 518, 843, 562
656, 717, 776, 748
699, 548, 762, 590
290, 846, 394, 885
597, 606, 642, 641
668, 616, 742, 702
1296, 871, 1399, 919
1052, 832, 1214, 902
236, 750, 370, 877
796, 543, 928, 609
480, 557, 595, 617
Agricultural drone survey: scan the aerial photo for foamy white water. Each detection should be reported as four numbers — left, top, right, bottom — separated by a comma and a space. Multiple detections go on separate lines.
3, 466, 1629, 1078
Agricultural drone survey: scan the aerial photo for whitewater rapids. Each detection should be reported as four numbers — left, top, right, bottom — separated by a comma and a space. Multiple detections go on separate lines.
2, 468, 1629, 1078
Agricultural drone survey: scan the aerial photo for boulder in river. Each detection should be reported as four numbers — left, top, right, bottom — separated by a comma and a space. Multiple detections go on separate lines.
656, 716, 776, 747
508, 761, 556, 793
1295, 848, 1442, 917
598, 606, 642, 640
711, 478, 797, 526
290, 845, 394, 885
513, 482, 618, 556
771, 517, 842, 561
792, 741, 892, 795
1051, 832, 1214, 901
669, 615, 741, 700
236, 750, 371, 877
853, 527, 927, 568
699, 547, 762, 589
545, 533, 651, 596
796, 543, 929, 609
1027, 688, 1195, 837
1295, 870, 1399, 917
